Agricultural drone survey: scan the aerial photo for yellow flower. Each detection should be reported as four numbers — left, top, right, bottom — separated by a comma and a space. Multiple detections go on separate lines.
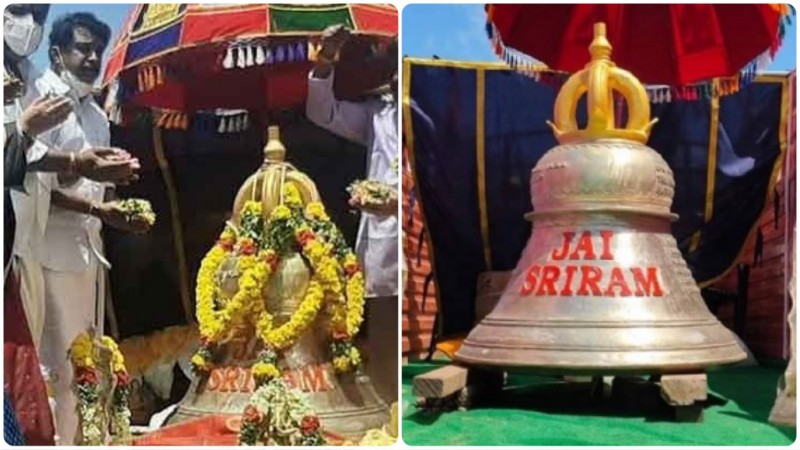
344, 272, 366, 337
252, 362, 280, 381
348, 347, 361, 366
191, 354, 212, 371
306, 241, 327, 260
333, 356, 351, 373
70, 333, 95, 369
271, 204, 291, 220
284, 183, 303, 208
343, 253, 358, 268
243, 200, 263, 216
220, 226, 236, 241
102, 336, 127, 374
305, 202, 329, 221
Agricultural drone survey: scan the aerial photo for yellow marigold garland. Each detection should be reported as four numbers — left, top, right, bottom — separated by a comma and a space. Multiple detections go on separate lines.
70, 332, 132, 445
195, 245, 227, 340
341, 253, 366, 337
253, 280, 324, 350
192, 201, 273, 374
300, 203, 366, 373
192, 185, 367, 382
193, 252, 272, 373
248, 278, 325, 386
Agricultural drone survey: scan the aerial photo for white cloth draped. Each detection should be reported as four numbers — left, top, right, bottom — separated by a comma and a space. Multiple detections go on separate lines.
29, 68, 112, 446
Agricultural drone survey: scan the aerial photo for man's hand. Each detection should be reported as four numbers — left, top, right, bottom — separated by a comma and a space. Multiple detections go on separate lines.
349, 196, 398, 217
76, 148, 141, 185
319, 24, 351, 62
95, 202, 151, 234
18, 94, 73, 137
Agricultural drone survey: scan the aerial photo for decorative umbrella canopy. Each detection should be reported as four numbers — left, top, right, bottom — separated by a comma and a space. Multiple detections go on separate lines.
486, 4, 792, 101
103, 4, 397, 127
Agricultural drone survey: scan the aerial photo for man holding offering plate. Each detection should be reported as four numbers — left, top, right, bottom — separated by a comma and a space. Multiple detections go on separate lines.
306, 24, 399, 404
28, 12, 154, 444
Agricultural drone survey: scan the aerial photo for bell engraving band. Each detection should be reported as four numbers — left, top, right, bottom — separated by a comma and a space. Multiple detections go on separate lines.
455, 23, 747, 374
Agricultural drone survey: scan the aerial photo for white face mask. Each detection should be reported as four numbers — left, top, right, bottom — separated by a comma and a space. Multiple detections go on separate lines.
4, 12, 43, 57
54, 47, 95, 99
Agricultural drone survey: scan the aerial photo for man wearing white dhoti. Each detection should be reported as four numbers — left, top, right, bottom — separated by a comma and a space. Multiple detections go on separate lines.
6, 4, 141, 349
5, 5, 141, 444
31, 12, 150, 445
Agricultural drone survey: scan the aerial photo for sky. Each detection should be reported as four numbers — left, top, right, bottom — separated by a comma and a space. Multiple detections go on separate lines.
28, 3, 797, 73
402, 4, 797, 71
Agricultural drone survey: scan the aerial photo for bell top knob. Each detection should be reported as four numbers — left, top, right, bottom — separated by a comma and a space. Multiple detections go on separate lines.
264, 125, 286, 162
588, 23, 612, 61
548, 22, 658, 144
232, 125, 321, 224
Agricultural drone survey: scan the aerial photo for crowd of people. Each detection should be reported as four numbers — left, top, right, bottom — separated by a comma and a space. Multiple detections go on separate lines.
4, 4, 398, 446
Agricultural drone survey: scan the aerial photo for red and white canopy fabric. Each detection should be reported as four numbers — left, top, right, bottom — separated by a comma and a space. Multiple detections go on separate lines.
486, 4, 793, 102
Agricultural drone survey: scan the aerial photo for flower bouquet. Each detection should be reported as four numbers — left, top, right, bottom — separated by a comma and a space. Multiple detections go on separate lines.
239, 379, 326, 446
346, 179, 397, 211
114, 198, 156, 226
70, 332, 132, 446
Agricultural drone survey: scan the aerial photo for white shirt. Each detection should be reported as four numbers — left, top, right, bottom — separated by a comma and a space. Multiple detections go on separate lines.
306, 71, 399, 298
29, 69, 111, 272
7, 58, 55, 263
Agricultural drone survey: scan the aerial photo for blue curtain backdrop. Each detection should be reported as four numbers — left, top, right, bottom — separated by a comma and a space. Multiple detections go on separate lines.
404, 59, 789, 338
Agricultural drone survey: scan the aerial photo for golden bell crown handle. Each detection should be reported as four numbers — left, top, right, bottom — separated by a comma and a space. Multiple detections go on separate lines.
548, 23, 658, 144
231, 125, 320, 224
264, 125, 287, 162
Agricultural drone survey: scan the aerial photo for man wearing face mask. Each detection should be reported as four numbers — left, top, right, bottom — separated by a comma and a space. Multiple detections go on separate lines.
4, 5, 141, 445
306, 26, 399, 405
24, 12, 150, 445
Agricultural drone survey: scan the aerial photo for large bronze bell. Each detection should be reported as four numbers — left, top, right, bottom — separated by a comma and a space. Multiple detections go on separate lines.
455, 24, 747, 375
170, 126, 389, 437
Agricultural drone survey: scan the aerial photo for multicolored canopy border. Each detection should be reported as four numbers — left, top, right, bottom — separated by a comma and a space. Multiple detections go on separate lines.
102, 4, 397, 131
486, 4, 794, 103
104, 3, 397, 82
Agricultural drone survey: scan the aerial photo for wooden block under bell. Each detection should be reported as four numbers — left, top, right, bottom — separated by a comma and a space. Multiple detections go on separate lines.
660, 373, 707, 423
659, 373, 707, 406
412, 365, 468, 399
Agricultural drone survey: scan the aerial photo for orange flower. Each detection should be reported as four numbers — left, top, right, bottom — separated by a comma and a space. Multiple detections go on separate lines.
76, 367, 99, 385
243, 405, 262, 424
261, 250, 279, 271
300, 415, 320, 434
344, 262, 360, 276
115, 371, 131, 387
296, 229, 315, 246
217, 239, 234, 251
237, 238, 257, 256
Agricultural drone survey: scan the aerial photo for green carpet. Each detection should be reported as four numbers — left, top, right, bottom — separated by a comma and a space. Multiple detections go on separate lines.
401, 362, 796, 446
